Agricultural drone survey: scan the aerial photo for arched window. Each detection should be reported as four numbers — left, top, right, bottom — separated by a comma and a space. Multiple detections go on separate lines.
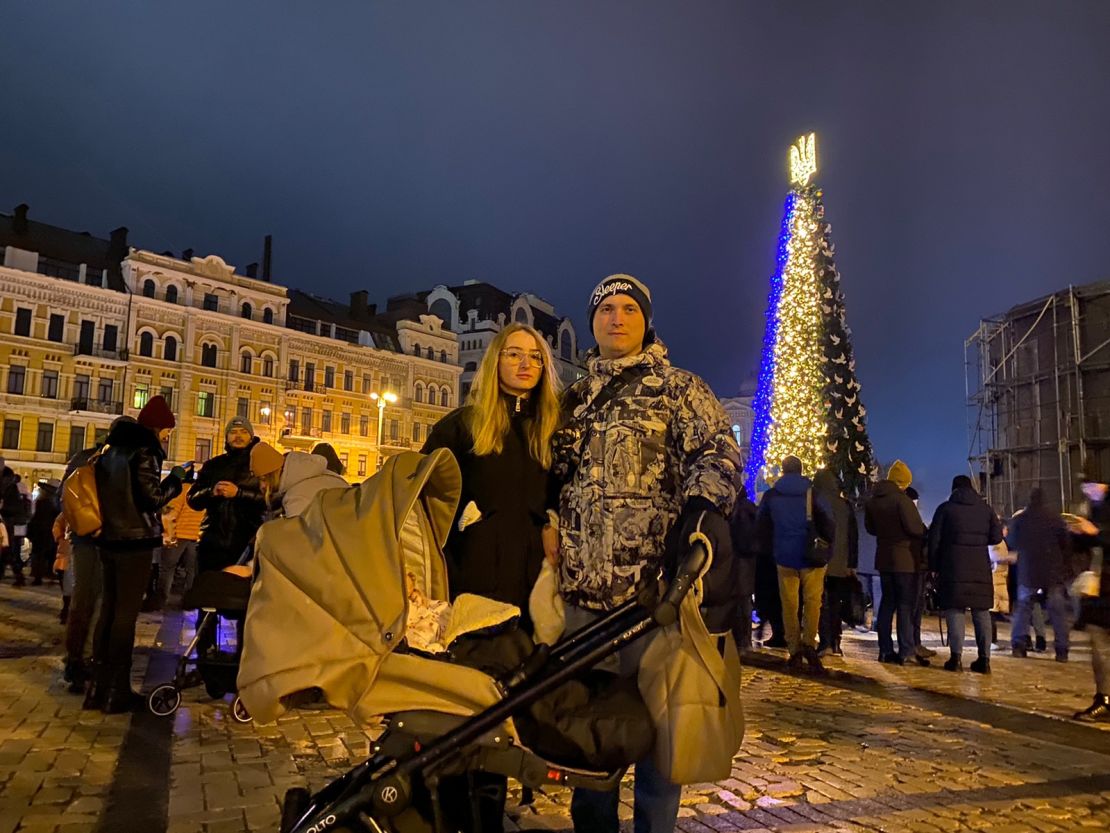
426, 346, 434, 360
514, 307, 528, 324
164, 336, 178, 362
138, 331, 154, 357
414, 382, 424, 403
240, 351, 252, 374
429, 298, 452, 326
201, 343, 218, 368
441, 387, 451, 407
427, 387, 437, 406
263, 308, 274, 324
241, 302, 252, 320
165, 285, 178, 304
262, 355, 274, 377
413, 343, 421, 356
560, 333, 572, 361
142, 279, 156, 298
439, 350, 447, 363
464, 361, 478, 372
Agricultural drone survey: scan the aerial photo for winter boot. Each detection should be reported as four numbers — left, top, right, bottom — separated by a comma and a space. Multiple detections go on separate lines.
970, 657, 991, 674
943, 656, 963, 672
1035, 635, 1047, 653
82, 672, 108, 711
1073, 693, 1110, 722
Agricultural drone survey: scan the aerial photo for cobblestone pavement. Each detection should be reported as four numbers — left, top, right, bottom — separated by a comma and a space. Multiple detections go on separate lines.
2, 580, 1109, 833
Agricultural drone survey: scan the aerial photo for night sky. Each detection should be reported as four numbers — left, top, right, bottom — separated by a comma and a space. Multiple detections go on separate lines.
4, 1, 1109, 513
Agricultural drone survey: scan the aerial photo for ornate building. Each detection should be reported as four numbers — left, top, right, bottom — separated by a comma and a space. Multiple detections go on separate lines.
0, 205, 459, 483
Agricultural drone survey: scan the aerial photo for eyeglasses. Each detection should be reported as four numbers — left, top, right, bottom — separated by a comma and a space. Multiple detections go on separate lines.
499, 348, 545, 366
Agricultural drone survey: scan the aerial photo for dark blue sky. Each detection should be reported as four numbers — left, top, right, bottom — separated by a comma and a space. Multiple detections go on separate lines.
3, 1, 1109, 511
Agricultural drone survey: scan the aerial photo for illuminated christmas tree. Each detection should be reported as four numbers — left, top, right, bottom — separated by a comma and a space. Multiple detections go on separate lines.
745, 133, 874, 498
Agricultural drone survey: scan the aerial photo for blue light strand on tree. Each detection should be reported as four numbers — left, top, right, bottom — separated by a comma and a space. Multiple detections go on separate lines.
744, 192, 796, 497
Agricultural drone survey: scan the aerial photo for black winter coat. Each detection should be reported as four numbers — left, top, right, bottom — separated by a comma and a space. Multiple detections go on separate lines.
95, 419, 183, 549
0, 470, 31, 527
28, 485, 61, 556
1074, 498, 1110, 630
864, 480, 925, 573
187, 437, 266, 571
729, 488, 759, 559
1011, 502, 1070, 590
813, 470, 859, 578
928, 486, 1002, 611
421, 397, 547, 618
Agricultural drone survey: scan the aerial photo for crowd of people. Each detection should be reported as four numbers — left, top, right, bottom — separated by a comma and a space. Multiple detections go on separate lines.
0, 272, 1108, 833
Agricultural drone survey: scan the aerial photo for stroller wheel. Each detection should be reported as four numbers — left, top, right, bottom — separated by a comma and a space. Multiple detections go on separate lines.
280, 787, 311, 833
148, 684, 182, 717
231, 695, 252, 724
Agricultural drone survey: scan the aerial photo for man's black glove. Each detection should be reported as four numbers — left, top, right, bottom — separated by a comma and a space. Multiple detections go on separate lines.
664, 497, 738, 634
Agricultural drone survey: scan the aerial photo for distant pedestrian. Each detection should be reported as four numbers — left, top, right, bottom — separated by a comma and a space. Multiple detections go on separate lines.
1010, 488, 1071, 662
814, 469, 858, 657
757, 456, 836, 671
1073, 474, 1110, 723
729, 485, 760, 651
928, 475, 1003, 674
0, 464, 32, 586
28, 479, 62, 585
905, 487, 935, 661
864, 460, 927, 666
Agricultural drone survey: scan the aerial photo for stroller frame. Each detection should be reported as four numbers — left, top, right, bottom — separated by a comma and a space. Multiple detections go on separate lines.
279, 543, 707, 833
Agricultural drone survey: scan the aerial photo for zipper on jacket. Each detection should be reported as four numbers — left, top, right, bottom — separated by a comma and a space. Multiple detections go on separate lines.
514, 394, 523, 413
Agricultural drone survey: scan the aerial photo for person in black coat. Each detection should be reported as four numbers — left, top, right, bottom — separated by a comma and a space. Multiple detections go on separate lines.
421, 322, 563, 833
187, 416, 266, 573
928, 475, 1003, 674
86, 396, 189, 713
728, 485, 759, 651
1010, 488, 1072, 661
28, 479, 61, 585
1071, 476, 1110, 722
0, 465, 31, 586
814, 469, 859, 657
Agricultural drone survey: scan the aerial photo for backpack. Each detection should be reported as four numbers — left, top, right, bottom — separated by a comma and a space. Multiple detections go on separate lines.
62, 446, 107, 537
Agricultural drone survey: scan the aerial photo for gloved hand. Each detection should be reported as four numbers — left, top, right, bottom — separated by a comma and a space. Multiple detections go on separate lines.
664, 497, 738, 633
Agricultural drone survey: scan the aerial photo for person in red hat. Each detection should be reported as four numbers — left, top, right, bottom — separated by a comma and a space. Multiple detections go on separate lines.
84, 397, 192, 713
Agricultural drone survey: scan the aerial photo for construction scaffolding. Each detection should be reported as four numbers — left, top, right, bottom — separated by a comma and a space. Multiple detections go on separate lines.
966, 281, 1110, 519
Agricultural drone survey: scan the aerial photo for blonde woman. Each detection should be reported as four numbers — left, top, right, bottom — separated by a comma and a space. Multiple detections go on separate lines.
422, 323, 561, 621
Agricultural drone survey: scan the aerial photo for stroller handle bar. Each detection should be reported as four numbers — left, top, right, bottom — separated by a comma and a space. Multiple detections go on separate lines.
654, 540, 708, 627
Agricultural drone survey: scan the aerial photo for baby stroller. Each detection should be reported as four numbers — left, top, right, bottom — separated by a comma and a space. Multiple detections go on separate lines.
148, 563, 253, 723
236, 449, 740, 833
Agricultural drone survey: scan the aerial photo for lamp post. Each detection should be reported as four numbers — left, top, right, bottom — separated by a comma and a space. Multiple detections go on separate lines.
369, 391, 397, 470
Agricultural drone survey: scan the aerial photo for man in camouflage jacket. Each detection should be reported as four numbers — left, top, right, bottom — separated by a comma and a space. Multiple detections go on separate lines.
549, 273, 742, 833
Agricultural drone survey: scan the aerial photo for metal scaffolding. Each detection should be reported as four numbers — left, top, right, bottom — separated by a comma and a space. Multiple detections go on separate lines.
966, 281, 1110, 519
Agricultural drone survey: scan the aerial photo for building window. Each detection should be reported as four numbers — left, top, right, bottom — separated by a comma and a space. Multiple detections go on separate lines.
97, 378, 114, 404
426, 346, 435, 360
165, 285, 178, 304
197, 391, 215, 418
68, 425, 86, 456
439, 350, 447, 363
237, 397, 250, 419
133, 383, 149, 410
514, 307, 528, 324
360, 414, 369, 437
78, 320, 94, 354
7, 366, 26, 395
74, 374, 90, 402
463, 361, 478, 372
240, 351, 252, 374
194, 438, 212, 464
41, 370, 58, 399
103, 325, 118, 353
241, 302, 252, 320
560, 335, 572, 361
289, 359, 300, 382
201, 344, 218, 368
263, 308, 274, 324
288, 316, 318, 335
301, 407, 313, 435
142, 279, 156, 298
305, 363, 316, 392
322, 411, 333, 433
85, 267, 103, 288
441, 388, 450, 407
36, 422, 54, 453
343, 370, 354, 391
160, 386, 174, 408
203, 293, 219, 312
340, 412, 351, 434
362, 374, 372, 394
2, 419, 19, 449
358, 455, 367, 477
390, 419, 399, 441
262, 356, 274, 377
340, 452, 349, 472
413, 343, 421, 356
139, 332, 154, 357
164, 336, 178, 362
324, 366, 335, 389
14, 308, 31, 337
427, 386, 436, 406
259, 402, 272, 424
414, 383, 423, 403
412, 423, 421, 444
48, 314, 65, 343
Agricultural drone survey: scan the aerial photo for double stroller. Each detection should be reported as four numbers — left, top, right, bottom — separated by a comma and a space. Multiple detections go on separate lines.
236, 449, 737, 833
148, 562, 253, 722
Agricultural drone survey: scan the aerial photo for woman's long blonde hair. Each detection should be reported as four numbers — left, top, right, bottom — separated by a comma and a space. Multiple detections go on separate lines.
464, 323, 562, 469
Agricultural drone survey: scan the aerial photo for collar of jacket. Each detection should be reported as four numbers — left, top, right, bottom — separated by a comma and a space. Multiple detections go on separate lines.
585, 339, 670, 381
500, 389, 536, 417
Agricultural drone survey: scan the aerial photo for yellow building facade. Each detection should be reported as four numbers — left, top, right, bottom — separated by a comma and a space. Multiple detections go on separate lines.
0, 246, 459, 483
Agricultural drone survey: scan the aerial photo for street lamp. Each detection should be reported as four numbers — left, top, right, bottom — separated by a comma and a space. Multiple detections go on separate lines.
369, 391, 397, 470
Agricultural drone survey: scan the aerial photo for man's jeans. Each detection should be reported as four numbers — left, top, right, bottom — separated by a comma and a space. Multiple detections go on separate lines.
160, 540, 198, 600
1012, 584, 1070, 655
945, 608, 992, 661
877, 572, 916, 659
777, 565, 827, 655
564, 605, 681, 833
65, 537, 103, 663
1089, 625, 1110, 694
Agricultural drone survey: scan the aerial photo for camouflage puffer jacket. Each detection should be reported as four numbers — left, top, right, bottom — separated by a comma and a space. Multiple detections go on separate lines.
552, 340, 742, 611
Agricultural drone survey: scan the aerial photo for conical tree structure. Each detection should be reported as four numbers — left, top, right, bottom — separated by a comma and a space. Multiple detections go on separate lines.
745, 134, 874, 498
